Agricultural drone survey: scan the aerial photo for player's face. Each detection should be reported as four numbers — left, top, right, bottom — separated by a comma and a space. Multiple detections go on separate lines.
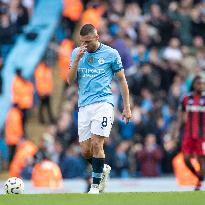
194, 78, 203, 93
80, 33, 99, 52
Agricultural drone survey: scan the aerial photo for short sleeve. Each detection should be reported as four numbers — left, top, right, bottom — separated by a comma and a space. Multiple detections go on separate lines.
111, 49, 123, 73
69, 48, 79, 69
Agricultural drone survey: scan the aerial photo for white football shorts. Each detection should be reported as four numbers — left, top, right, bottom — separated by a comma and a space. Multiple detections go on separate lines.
78, 102, 114, 142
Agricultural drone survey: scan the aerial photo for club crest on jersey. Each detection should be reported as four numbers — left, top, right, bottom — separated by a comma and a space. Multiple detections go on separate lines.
88, 57, 94, 64
98, 57, 105, 65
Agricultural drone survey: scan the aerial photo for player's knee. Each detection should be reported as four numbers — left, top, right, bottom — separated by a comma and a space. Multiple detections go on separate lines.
80, 146, 92, 158
92, 140, 103, 153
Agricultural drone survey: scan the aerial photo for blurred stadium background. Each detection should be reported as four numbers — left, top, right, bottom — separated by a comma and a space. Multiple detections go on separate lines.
0, 0, 205, 193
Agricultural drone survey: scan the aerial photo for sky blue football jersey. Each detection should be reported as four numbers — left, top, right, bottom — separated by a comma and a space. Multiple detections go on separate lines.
70, 43, 123, 107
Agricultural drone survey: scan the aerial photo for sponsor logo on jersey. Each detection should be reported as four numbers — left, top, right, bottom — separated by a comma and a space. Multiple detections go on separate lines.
186, 105, 205, 112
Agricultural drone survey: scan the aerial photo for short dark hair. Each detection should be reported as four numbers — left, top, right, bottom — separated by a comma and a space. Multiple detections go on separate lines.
80, 24, 96, 36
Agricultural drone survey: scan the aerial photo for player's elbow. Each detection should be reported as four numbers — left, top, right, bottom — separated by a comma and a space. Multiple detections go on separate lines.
118, 76, 128, 87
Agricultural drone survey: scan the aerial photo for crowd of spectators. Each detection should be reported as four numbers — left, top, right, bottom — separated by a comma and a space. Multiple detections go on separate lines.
1, 0, 205, 179
0, 0, 33, 61
0, 0, 34, 171
24, 0, 204, 179
0, 0, 34, 99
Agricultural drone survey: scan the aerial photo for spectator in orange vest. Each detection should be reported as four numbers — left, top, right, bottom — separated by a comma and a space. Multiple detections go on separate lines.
11, 69, 23, 106
62, 0, 83, 34
5, 104, 24, 163
35, 61, 54, 124
32, 159, 62, 187
49, 38, 74, 96
10, 140, 38, 178
11, 69, 34, 131
58, 38, 74, 88
80, 3, 105, 29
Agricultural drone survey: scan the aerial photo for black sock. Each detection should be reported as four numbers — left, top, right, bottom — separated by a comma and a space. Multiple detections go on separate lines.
92, 157, 104, 185
184, 157, 198, 176
86, 158, 92, 165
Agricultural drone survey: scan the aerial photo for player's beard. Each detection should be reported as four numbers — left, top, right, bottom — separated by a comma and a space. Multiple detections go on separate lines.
87, 42, 100, 52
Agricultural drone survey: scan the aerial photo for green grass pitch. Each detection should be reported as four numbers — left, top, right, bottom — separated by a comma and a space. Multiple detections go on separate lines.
1, 192, 205, 205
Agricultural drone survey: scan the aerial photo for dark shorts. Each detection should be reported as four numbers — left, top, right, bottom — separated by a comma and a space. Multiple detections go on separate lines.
182, 137, 205, 155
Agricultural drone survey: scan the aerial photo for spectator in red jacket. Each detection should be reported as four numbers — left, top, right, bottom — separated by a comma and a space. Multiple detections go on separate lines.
137, 133, 164, 176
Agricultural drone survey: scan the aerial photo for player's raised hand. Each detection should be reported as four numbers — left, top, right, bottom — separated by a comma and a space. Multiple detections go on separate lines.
122, 107, 132, 124
76, 44, 87, 60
